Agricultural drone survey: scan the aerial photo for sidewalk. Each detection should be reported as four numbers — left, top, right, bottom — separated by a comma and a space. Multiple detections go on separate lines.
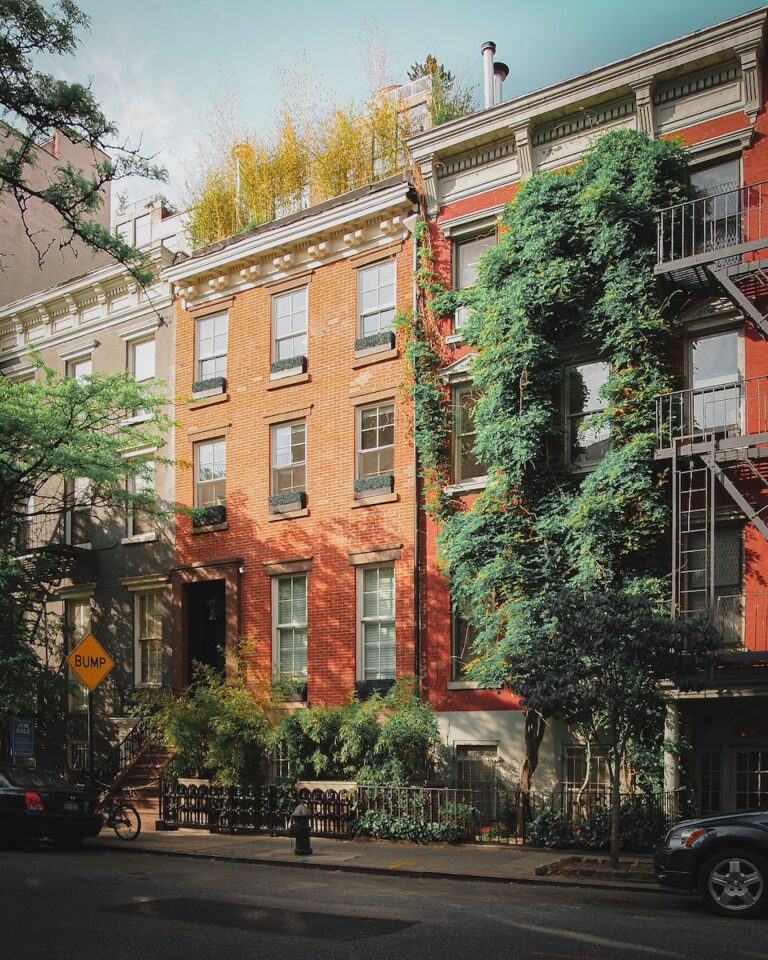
93, 828, 659, 892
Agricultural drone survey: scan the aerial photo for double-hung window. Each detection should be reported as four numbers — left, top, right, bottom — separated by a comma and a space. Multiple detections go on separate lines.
130, 338, 155, 383
359, 564, 396, 681
357, 403, 394, 479
68, 356, 92, 382
273, 287, 307, 362
196, 312, 228, 381
453, 231, 496, 331
358, 261, 395, 337
66, 598, 90, 713
689, 329, 741, 434
195, 439, 226, 507
273, 574, 307, 678
690, 157, 740, 255
135, 591, 163, 686
566, 361, 610, 467
127, 461, 155, 537
272, 421, 306, 494
453, 385, 483, 483
451, 608, 477, 681
67, 477, 92, 545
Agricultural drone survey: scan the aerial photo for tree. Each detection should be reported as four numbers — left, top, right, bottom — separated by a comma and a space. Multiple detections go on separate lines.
507, 589, 718, 866
0, 355, 172, 752
0, 0, 165, 282
408, 54, 476, 125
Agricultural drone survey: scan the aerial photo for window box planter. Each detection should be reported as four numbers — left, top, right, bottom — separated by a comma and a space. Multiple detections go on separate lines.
191, 504, 227, 527
268, 490, 306, 514
270, 355, 307, 379
355, 679, 395, 700
271, 675, 307, 702
191, 376, 226, 398
354, 330, 395, 358
354, 473, 394, 499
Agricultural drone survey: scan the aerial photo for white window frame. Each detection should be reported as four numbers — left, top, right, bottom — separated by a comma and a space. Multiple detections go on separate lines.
194, 438, 226, 508
271, 420, 306, 494
358, 260, 396, 338
356, 402, 395, 480
129, 336, 156, 383
356, 563, 396, 682
126, 460, 155, 539
65, 477, 92, 546
134, 590, 163, 687
195, 311, 228, 381
65, 597, 90, 713
272, 286, 308, 363
686, 325, 744, 435
564, 360, 611, 470
68, 356, 92, 382
452, 383, 485, 485
271, 574, 308, 680
452, 229, 496, 333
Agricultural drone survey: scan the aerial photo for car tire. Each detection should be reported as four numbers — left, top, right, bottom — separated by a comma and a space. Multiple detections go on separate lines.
699, 849, 768, 918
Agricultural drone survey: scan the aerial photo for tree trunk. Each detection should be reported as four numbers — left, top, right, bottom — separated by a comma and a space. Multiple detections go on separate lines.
517, 709, 546, 838
610, 765, 621, 869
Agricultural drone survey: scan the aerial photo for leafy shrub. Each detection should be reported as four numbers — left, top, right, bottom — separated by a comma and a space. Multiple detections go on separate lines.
525, 806, 575, 848
349, 809, 471, 843
270, 355, 306, 374
191, 376, 226, 394
354, 331, 395, 352
526, 797, 675, 852
354, 473, 394, 494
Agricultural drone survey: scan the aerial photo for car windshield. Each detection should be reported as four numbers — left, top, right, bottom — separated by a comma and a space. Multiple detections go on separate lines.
0, 765, 73, 787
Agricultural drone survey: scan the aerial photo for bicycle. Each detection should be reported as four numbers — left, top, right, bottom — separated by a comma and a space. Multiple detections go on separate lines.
99, 794, 141, 840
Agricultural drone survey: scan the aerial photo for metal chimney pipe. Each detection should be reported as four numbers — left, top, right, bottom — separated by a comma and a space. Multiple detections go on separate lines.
493, 61, 509, 105
481, 41, 496, 109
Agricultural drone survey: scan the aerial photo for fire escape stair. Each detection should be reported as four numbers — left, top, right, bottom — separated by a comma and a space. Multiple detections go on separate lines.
709, 259, 768, 341
701, 453, 768, 543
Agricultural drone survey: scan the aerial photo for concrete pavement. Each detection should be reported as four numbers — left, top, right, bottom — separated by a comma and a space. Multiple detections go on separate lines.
94, 826, 656, 891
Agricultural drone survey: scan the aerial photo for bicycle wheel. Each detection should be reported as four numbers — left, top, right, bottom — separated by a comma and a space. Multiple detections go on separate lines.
112, 802, 141, 840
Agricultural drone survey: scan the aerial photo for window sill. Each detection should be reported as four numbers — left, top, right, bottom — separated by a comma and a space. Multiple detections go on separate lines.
70, 541, 92, 550
447, 681, 481, 690
445, 333, 465, 345
267, 507, 309, 522
189, 392, 229, 410
190, 521, 228, 534
445, 477, 487, 495
267, 371, 310, 390
352, 347, 399, 368
350, 492, 399, 508
121, 532, 157, 545
121, 413, 153, 426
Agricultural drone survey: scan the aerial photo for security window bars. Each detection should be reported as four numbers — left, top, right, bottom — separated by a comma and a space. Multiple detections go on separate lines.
690, 157, 740, 255
273, 287, 308, 362
275, 575, 307, 678
130, 338, 155, 382
566, 361, 610, 467
357, 403, 394, 479
127, 461, 155, 537
360, 564, 395, 680
196, 312, 228, 381
66, 598, 90, 713
136, 591, 163, 686
454, 231, 496, 329
358, 260, 395, 337
272, 421, 306, 494
195, 439, 226, 508
563, 745, 609, 794
453, 385, 483, 482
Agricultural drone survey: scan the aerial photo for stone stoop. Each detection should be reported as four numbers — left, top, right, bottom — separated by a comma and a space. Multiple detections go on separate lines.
108, 748, 172, 830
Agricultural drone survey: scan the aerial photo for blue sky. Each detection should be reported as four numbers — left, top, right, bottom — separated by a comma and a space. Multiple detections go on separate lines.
57, 0, 760, 206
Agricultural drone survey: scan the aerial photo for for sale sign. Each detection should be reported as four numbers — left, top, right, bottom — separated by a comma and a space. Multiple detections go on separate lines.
66, 632, 115, 691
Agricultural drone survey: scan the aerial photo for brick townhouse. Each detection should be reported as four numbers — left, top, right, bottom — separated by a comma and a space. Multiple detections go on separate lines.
407, 7, 768, 810
165, 176, 419, 710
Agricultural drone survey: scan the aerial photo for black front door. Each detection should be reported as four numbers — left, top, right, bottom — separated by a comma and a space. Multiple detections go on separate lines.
186, 580, 226, 678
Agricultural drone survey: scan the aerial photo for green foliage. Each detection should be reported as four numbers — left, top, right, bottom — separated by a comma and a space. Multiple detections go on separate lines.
143, 664, 273, 786
271, 677, 438, 782
0, 1, 165, 282
349, 807, 472, 843
407, 54, 476, 126
526, 797, 676, 853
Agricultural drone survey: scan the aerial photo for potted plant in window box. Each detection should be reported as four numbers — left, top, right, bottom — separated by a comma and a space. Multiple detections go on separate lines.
191, 376, 226, 398
270, 355, 307, 380
354, 473, 394, 500
354, 330, 395, 358
271, 673, 308, 703
268, 490, 306, 515
191, 504, 227, 527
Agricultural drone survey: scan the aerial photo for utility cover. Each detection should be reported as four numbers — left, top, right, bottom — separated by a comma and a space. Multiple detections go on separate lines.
66, 632, 115, 691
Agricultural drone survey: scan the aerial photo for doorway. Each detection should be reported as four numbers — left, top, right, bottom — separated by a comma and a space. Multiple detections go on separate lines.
185, 579, 226, 678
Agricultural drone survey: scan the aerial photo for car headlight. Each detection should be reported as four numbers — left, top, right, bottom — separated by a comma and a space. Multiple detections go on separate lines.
666, 826, 712, 849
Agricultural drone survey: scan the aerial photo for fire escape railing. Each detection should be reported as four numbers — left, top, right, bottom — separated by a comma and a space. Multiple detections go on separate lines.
655, 375, 768, 452
714, 593, 768, 652
656, 180, 768, 270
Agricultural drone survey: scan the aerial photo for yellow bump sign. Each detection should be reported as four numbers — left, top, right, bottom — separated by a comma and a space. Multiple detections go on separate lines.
66, 632, 115, 691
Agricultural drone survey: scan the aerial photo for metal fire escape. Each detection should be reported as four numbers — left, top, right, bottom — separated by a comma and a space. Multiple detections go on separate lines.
655, 181, 768, 650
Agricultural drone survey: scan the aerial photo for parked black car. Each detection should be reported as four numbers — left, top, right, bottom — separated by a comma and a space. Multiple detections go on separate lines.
655, 808, 768, 917
0, 763, 102, 847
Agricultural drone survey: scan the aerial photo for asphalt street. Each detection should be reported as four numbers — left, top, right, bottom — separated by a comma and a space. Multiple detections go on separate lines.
0, 842, 765, 960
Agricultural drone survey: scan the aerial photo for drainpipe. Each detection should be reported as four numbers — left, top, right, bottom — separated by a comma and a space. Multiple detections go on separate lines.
481, 41, 496, 109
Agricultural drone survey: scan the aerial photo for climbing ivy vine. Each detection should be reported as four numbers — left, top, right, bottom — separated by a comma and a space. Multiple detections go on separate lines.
405, 129, 692, 685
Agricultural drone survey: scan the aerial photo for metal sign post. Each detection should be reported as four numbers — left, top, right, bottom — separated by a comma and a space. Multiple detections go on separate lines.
66, 632, 115, 797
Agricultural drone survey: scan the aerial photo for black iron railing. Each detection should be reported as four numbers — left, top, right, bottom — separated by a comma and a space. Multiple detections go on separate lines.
657, 180, 768, 270
97, 715, 156, 788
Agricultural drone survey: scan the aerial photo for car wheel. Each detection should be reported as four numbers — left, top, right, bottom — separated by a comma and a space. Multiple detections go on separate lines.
699, 850, 768, 918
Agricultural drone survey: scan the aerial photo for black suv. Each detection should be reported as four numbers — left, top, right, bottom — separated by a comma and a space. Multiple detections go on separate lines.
655, 808, 768, 917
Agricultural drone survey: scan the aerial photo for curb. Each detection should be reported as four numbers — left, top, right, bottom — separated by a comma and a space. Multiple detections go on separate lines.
92, 840, 664, 895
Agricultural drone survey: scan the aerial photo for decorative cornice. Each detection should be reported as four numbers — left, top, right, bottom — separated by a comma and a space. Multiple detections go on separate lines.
437, 140, 514, 179
532, 98, 635, 147
653, 61, 740, 106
